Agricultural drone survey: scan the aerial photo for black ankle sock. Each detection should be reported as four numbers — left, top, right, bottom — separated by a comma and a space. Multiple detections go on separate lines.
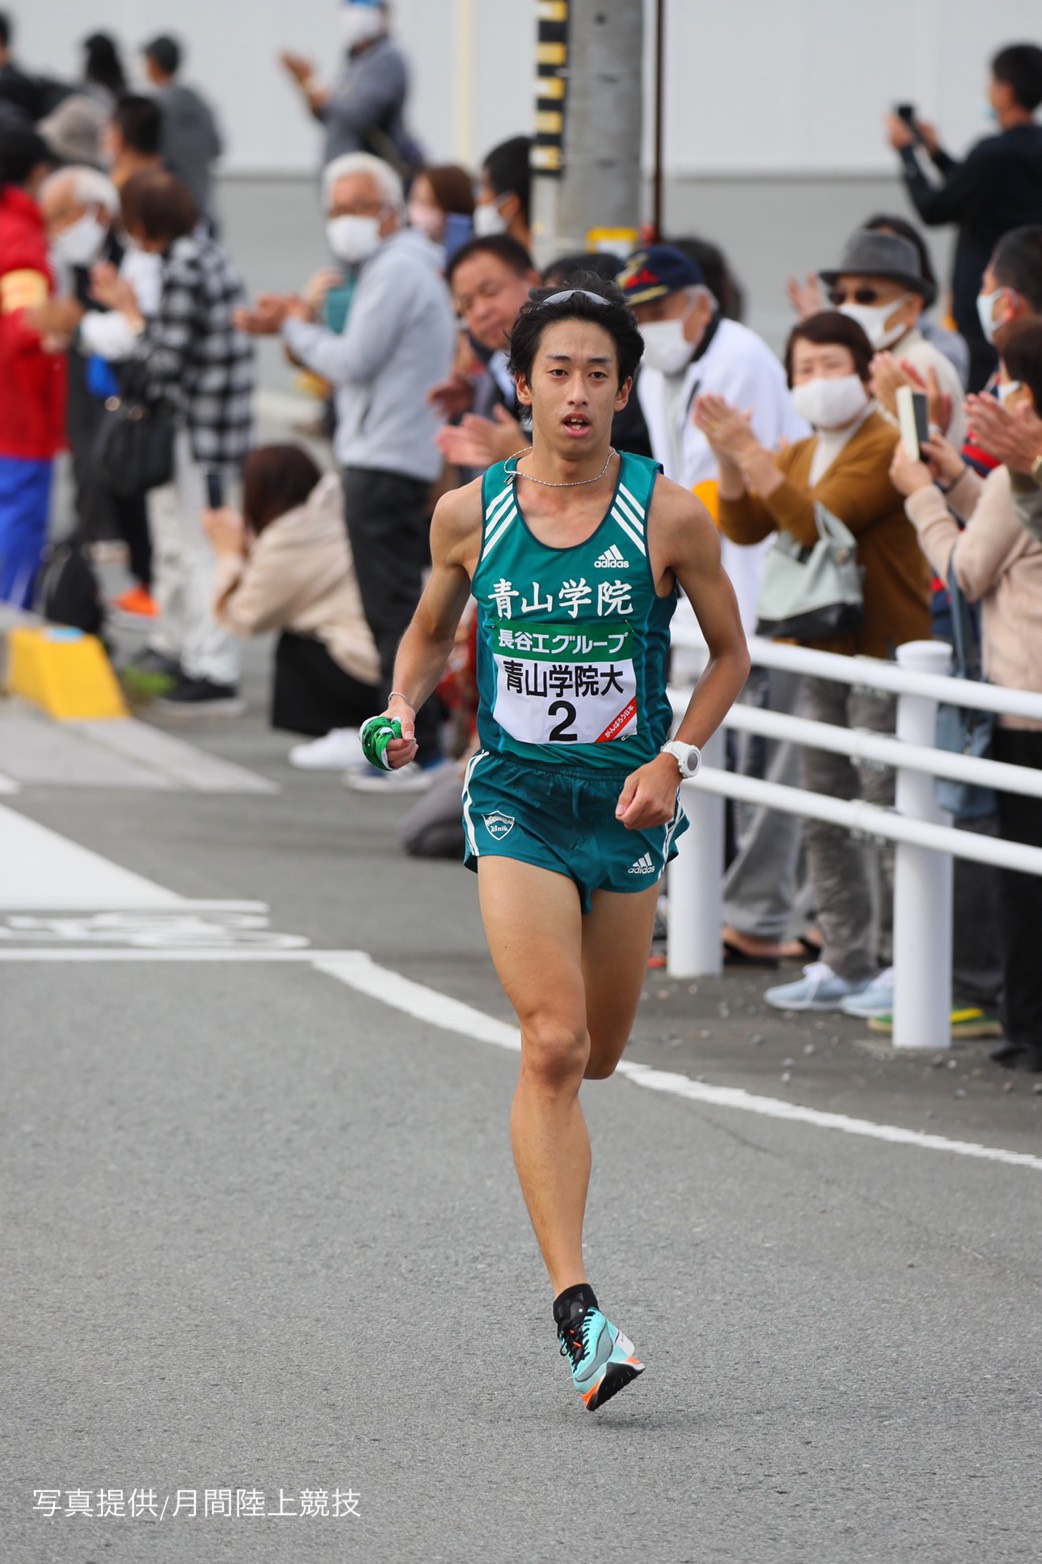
553, 1282, 599, 1327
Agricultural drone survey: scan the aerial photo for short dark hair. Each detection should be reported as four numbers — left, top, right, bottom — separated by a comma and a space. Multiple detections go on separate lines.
665, 234, 746, 322
121, 169, 197, 245
242, 444, 323, 536
542, 251, 623, 287
0, 12, 11, 49
446, 233, 533, 287
143, 34, 181, 77
1000, 319, 1042, 412
0, 126, 51, 188
992, 44, 1042, 112
112, 94, 162, 157
784, 310, 874, 386
84, 33, 127, 97
991, 226, 1042, 314
507, 278, 644, 391
421, 162, 474, 217
862, 213, 938, 298
482, 135, 532, 223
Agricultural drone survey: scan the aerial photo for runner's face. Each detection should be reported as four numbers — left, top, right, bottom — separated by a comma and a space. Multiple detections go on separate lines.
516, 319, 631, 454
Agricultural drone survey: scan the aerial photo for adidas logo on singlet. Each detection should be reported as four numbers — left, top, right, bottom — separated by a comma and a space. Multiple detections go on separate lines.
627, 853, 656, 875
593, 544, 629, 569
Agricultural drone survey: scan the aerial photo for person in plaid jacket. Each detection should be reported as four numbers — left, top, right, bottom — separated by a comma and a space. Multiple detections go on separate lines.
97, 169, 254, 712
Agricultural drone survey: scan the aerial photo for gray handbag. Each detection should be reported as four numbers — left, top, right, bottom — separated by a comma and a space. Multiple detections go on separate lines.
756, 503, 864, 641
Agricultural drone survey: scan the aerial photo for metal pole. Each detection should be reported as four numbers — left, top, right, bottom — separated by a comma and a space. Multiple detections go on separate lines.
891, 640, 954, 1051
651, 0, 665, 238
453, 0, 477, 168
667, 725, 725, 978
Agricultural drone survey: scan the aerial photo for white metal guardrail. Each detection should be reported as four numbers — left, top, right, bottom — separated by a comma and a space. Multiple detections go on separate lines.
666, 633, 1042, 1052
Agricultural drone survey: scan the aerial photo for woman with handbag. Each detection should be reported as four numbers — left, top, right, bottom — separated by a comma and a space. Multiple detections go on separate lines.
890, 320, 1042, 1072
95, 169, 254, 715
695, 311, 931, 1013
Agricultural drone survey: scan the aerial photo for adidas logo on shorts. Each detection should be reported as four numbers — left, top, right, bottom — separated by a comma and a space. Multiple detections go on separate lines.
594, 544, 629, 569
627, 853, 656, 875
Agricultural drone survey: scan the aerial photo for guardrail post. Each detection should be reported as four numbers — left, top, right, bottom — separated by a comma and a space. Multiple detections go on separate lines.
892, 640, 954, 1050
667, 725, 725, 977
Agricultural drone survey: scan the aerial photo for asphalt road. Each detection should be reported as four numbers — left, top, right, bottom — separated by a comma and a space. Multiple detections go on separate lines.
3, 656, 1042, 1564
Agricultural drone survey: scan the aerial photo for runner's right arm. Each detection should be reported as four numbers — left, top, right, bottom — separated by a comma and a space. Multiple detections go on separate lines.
379, 481, 482, 769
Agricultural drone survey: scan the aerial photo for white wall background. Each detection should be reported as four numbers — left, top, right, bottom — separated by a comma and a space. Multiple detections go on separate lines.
16, 0, 1042, 177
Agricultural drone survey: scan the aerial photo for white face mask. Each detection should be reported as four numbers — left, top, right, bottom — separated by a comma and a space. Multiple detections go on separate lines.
407, 200, 443, 241
839, 296, 911, 351
996, 378, 1022, 405
976, 286, 1009, 345
639, 313, 695, 377
472, 199, 508, 238
790, 373, 869, 431
341, 4, 384, 48
326, 213, 383, 265
54, 211, 108, 269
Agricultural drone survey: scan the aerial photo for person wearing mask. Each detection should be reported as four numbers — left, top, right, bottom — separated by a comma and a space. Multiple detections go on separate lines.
698, 312, 932, 1014
81, 33, 128, 109
474, 134, 532, 251
236, 152, 455, 787
887, 43, 1042, 391
95, 170, 254, 713
406, 162, 473, 253
815, 228, 966, 450
890, 320, 1042, 1073
202, 443, 380, 756
0, 127, 64, 607
141, 35, 222, 229
280, 0, 421, 180
619, 242, 811, 964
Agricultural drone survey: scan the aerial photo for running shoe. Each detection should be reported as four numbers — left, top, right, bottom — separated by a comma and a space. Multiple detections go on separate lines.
557, 1305, 644, 1411
764, 961, 868, 1013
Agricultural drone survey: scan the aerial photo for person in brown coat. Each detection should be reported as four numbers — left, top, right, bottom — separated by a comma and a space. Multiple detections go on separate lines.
695, 311, 931, 1015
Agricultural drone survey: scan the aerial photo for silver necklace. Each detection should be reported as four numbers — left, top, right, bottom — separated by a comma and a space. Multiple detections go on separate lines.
505, 447, 616, 488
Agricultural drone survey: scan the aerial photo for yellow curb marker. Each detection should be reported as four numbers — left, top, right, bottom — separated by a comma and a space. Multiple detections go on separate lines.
4, 626, 128, 720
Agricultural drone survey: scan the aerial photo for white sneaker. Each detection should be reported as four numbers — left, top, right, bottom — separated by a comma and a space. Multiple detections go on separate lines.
343, 761, 441, 794
840, 966, 895, 1018
289, 728, 364, 771
764, 961, 869, 1013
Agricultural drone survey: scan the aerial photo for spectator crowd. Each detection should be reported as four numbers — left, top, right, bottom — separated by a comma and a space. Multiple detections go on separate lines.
2, 5, 1042, 1070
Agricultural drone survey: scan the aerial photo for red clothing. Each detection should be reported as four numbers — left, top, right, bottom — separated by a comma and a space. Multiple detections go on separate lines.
0, 186, 66, 459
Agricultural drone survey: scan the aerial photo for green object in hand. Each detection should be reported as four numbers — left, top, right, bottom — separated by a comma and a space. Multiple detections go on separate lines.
360, 715, 403, 770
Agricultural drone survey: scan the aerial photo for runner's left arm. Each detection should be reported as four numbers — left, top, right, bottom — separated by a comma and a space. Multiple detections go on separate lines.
615, 482, 750, 829
377, 483, 481, 769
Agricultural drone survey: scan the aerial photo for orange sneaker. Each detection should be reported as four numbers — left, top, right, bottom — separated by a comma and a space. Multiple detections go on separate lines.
112, 585, 159, 618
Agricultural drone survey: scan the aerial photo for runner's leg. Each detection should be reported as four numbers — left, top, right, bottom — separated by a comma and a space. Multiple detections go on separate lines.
582, 881, 661, 1079
477, 856, 591, 1296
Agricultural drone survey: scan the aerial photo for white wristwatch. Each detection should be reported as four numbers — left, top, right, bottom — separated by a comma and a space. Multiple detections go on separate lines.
660, 740, 702, 779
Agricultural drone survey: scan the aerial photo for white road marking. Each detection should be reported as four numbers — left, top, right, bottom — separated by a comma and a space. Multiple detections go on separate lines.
0, 947, 365, 961
0, 802, 182, 908
318, 955, 1042, 1175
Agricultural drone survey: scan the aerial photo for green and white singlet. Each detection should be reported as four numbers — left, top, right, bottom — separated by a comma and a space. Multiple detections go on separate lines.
472, 450, 677, 772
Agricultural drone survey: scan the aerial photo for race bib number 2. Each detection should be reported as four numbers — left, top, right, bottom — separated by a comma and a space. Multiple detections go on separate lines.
490, 621, 638, 745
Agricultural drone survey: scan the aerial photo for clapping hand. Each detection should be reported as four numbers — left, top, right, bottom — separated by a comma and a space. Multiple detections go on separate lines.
786, 272, 824, 321
871, 353, 952, 433
965, 394, 1042, 476
693, 393, 758, 465
435, 407, 522, 468
234, 295, 294, 336
89, 261, 138, 317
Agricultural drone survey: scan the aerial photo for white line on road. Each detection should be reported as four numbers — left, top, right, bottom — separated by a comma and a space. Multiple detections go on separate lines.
0, 801, 183, 908
318, 954, 1042, 1175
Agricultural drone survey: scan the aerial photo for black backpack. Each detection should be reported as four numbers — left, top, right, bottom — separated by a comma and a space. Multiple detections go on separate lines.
36, 539, 107, 640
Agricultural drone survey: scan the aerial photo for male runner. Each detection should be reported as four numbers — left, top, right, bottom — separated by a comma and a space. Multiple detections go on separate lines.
366, 281, 749, 1409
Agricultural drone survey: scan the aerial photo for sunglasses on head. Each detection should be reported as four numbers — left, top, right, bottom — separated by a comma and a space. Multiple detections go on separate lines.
827, 285, 896, 306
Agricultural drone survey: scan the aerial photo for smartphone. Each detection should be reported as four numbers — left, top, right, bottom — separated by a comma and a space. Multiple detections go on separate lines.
895, 102, 923, 144
205, 470, 224, 509
896, 385, 930, 461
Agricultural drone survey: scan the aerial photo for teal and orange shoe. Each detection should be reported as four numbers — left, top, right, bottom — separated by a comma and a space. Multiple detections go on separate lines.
558, 1305, 645, 1411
